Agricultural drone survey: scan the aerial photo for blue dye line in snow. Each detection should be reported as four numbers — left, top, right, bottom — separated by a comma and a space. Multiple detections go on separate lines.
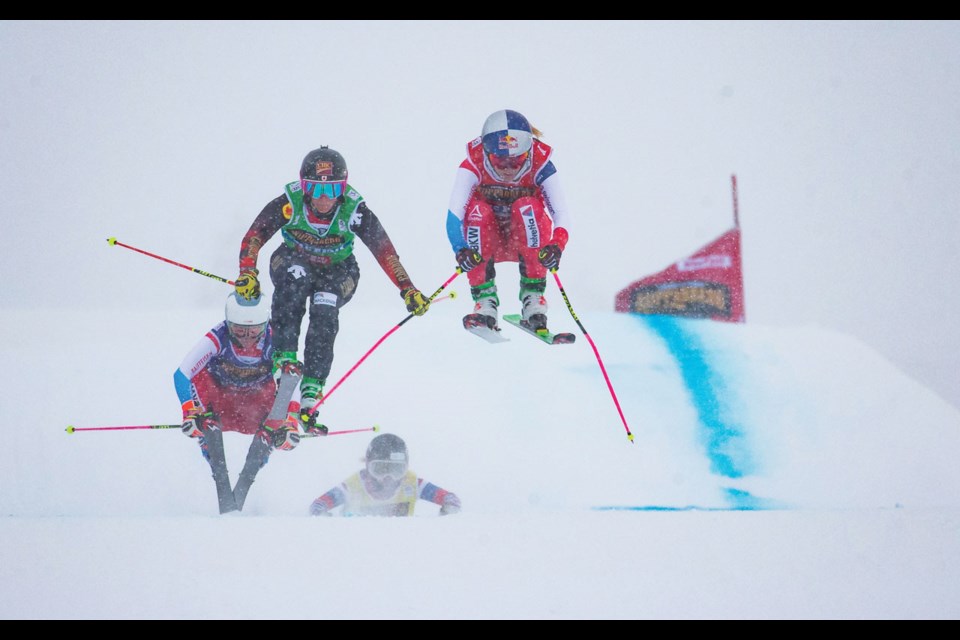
721, 487, 781, 510
590, 490, 783, 512
637, 315, 773, 510
591, 503, 780, 512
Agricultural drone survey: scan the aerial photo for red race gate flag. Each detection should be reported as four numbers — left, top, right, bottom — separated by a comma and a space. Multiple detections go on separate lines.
614, 175, 745, 323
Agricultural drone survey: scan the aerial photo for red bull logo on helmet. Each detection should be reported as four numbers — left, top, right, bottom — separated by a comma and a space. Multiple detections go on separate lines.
499, 134, 519, 152
482, 109, 533, 157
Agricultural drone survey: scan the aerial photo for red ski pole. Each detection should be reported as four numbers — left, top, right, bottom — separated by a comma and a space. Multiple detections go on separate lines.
307, 268, 463, 418
300, 425, 380, 439
66, 424, 180, 434
550, 269, 634, 444
107, 237, 235, 286
67, 424, 379, 437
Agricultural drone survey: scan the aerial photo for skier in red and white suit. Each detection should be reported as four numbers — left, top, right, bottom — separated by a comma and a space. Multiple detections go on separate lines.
444, 109, 572, 334
173, 293, 301, 514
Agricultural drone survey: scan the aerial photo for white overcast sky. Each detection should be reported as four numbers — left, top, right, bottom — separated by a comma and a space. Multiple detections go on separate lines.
2, 20, 959, 407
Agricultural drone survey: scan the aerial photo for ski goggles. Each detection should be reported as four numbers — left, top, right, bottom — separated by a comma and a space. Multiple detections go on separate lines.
302, 179, 345, 199
368, 459, 407, 480
488, 151, 529, 171
228, 322, 267, 340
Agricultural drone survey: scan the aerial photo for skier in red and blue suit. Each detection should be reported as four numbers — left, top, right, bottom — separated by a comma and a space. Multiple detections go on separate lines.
173, 293, 300, 514
445, 109, 573, 335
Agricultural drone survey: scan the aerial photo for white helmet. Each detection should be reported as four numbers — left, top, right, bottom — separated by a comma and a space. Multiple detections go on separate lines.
225, 292, 269, 327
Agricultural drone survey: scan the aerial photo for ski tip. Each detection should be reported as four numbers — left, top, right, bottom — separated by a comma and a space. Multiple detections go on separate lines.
65, 425, 75, 434
106, 237, 117, 245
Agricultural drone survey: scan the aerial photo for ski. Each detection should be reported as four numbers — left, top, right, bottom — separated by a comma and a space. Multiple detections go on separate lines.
203, 427, 239, 515
502, 314, 576, 345
463, 313, 509, 343
233, 368, 301, 511
264, 368, 302, 429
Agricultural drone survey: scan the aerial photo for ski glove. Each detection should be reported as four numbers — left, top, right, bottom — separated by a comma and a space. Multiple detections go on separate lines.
456, 248, 484, 273
272, 429, 300, 451
235, 268, 261, 301
309, 501, 333, 517
538, 244, 563, 271
401, 287, 430, 316
182, 410, 217, 439
271, 428, 300, 451
439, 494, 462, 516
263, 417, 300, 451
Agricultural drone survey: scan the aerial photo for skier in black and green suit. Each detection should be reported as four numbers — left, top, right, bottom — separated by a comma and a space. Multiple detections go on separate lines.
234, 147, 430, 432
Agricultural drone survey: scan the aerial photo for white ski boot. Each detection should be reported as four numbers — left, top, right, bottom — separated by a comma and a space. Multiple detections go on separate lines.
520, 291, 548, 332
463, 295, 499, 331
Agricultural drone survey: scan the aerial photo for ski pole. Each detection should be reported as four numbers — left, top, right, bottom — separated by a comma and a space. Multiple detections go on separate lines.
107, 237, 236, 286
66, 424, 180, 434
549, 269, 634, 444
307, 268, 463, 418
67, 423, 379, 437
432, 291, 457, 304
300, 425, 380, 439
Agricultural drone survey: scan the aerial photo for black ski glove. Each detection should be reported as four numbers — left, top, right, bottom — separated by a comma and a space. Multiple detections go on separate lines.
456, 248, 483, 272
538, 244, 562, 271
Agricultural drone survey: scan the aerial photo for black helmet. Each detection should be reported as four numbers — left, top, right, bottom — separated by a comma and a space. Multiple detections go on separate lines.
300, 146, 348, 183
365, 433, 409, 482
366, 433, 408, 463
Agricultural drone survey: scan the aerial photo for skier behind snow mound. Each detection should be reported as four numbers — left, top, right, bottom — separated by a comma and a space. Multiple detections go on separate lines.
445, 109, 572, 335
234, 146, 431, 434
174, 293, 303, 514
309, 433, 461, 517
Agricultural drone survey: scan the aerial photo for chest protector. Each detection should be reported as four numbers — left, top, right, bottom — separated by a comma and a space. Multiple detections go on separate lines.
466, 137, 553, 210
341, 471, 419, 517
280, 180, 362, 265
207, 322, 274, 388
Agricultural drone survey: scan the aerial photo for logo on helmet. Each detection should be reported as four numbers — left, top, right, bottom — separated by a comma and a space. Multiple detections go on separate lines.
499, 135, 519, 152
315, 161, 334, 177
